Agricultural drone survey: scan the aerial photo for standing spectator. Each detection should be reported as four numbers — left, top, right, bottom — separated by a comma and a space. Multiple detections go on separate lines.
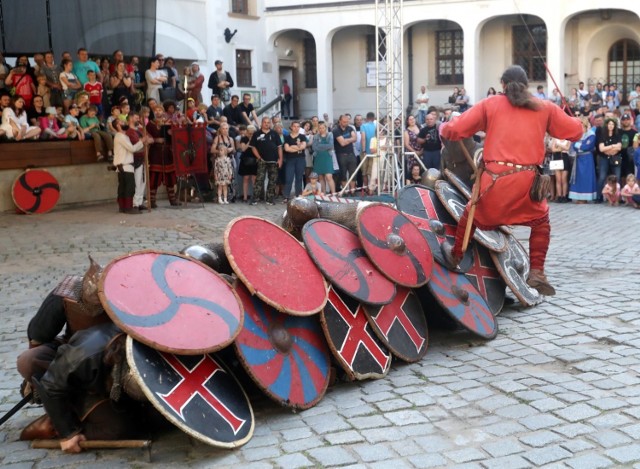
587, 84, 603, 109
403, 115, 423, 173
80, 105, 113, 161
281, 79, 292, 118
415, 85, 429, 126
59, 59, 81, 111
108, 50, 133, 75
487, 87, 497, 97
187, 63, 204, 104
124, 112, 148, 210
1, 96, 41, 140
596, 117, 622, 203
619, 113, 637, 180
628, 84, 640, 111
84, 69, 103, 117
222, 94, 243, 136
360, 112, 377, 192
211, 122, 235, 204
448, 87, 460, 105
238, 124, 257, 202
113, 118, 146, 214
332, 115, 358, 194
568, 118, 597, 204
567, 88, 580, 114
5, 55, 36, 109
41, 52, 63, 108
130, 56, 145, 109
110, 61, 133, 108
163, 57, 178, 90
282, 121, 307, 202
549, 137, 571, 202
0, 52, 9, 91
250, 116, 282, 205
145, 57, 167, 103
238, 93, 259, 126
417, 112, 442, 170
548, 88, 562, 106
72, 48, 101, 86
577, 81, 588, 110
208, 60, 234, 104
206, 94, 223, 132
313, 121, 336, 195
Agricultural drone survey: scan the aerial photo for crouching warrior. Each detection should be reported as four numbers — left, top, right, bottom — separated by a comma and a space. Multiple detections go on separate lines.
16, 256, 151, 453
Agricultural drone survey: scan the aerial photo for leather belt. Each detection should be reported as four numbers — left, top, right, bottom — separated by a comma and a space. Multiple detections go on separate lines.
487, 161, 537, 171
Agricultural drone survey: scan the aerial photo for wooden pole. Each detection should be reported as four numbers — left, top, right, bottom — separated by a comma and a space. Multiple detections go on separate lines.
31, 439, 151, 450
458, 140, 480, 254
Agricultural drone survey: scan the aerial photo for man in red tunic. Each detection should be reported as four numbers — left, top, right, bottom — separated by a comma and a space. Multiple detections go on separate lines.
440, 65, 582, 296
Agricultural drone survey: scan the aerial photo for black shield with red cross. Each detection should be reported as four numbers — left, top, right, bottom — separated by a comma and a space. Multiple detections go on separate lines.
171, 124, 209, 176
465, 244, 506, 316
396, 184, 473, 272
321, 287, 391, 380
363, 287, 429, 363
126, 336, 254, 448
12, 169, 60, 214
303, 219, 396, 305
434, 180, 508, 253
356, 203, 433, 288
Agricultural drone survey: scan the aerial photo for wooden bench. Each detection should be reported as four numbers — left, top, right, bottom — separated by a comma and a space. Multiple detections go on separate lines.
0, 140, 97, 170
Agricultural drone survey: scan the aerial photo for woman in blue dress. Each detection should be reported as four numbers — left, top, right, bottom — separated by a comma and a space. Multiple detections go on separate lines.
312, 121, 336, 194
568, 117, 597, 203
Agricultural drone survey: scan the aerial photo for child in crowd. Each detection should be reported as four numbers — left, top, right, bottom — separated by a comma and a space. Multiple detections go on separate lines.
621, 174, 640, 208
55, 106, 65, 127
80, 105, 114, 161
302, 172, 322, 196
118, 102, 130, 123
63, 104, 84, 140
39, 106, 67, 139
84, 69, 103, 117
602, 174, 620, 206
107, 106, 120, 135
36, 74, 51, 108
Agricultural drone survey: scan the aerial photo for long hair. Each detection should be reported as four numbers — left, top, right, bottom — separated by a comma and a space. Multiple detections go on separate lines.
500, 65, 540, 111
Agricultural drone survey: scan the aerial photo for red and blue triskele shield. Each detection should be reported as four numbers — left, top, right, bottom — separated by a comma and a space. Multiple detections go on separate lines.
428, 262, 498, 339
99, 251, 243, 355
234, 283, 330, 410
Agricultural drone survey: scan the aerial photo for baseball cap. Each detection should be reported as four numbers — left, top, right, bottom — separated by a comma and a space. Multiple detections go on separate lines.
215, 60, 223, 65
622, 113, 632, 120
46, 106, 57, 115
309, 172, 319, 179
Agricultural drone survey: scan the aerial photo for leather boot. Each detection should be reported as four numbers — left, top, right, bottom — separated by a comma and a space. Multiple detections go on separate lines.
20, 414, 57, 441
440, 240, 462, 271
526, 269, 556, 296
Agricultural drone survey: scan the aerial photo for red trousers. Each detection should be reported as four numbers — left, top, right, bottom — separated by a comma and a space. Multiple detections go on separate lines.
452, 205, 550, 271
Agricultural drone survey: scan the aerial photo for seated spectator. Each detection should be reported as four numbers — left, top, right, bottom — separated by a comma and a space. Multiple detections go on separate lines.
406, 163, 423, 185
107, 106, 120, 135
35, 74, 51, 108
59, 58, 81, 111
81, 105, 114, 161
63, 103, 84, 140
1, 96, 41, 140
74, 91, 91, 117
39, 106, 67, 139
5, 55, 36, 109
27, 95, 47, 127
162, 100, 186, 125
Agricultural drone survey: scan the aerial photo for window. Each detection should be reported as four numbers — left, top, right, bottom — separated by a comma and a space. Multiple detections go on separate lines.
436, 30, 463, 85
236, 49, 252, 87
304, 37, 317, 89
366, 30, 386, 62
609, 39, 640, 105
513, 24, 547, 82
231, 0, 248, 14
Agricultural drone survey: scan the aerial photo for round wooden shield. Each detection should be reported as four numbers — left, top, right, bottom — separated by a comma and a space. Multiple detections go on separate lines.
428, 262, 498, 340
444, 168, 472, 200
321, 287, 391, 380
363, 287, 428, 363
302, 219, 396, 305
395, 184, 473, 273
233, 282, 330, 409
224, 216, 328, 316
99, 250, 243, 354
490, 234, 542, 307
434, 180, 508, 253
356, 203, 433, 288
465, 244, 506, 316
12, 169, 60, 214
126, 336, 254, 448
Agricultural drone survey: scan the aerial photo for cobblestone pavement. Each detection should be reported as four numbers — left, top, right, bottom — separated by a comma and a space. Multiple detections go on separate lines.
1, 200, 639, 469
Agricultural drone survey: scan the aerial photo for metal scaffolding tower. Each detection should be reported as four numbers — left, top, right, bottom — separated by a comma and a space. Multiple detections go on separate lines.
375, 0, 404, 196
